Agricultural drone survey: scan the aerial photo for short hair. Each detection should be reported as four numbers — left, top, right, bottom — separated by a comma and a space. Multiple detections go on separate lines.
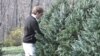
32, 6, 44, 15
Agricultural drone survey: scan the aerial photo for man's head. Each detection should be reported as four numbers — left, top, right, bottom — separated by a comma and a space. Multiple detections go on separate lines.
32, 6, 44, 19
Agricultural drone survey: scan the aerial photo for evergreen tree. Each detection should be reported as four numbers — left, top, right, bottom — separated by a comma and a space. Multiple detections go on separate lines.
71, 0, 100, 56
36, 0, 75, 56
35, 0, 100, 56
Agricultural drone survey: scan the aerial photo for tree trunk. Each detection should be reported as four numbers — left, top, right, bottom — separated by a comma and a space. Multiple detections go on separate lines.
30, 0, 33, 15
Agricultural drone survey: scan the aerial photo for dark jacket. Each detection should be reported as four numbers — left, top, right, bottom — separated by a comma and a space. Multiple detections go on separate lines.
23, 15, 44, 43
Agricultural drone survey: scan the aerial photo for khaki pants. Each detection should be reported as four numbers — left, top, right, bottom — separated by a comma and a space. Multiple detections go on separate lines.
22, 43, 36, 56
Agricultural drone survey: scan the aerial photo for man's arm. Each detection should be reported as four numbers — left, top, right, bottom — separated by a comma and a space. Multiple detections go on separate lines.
31, 21, 44, 36
35, 23, 44, 36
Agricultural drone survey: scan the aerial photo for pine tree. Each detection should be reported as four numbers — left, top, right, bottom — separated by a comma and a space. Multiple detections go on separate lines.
71, 0, 100, 56
35, 0, 100, 56
35, 0, 76, 56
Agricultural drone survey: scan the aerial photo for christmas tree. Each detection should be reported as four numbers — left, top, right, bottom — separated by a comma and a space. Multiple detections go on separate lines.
71, 0, 100, 56
35, 0, 100, 56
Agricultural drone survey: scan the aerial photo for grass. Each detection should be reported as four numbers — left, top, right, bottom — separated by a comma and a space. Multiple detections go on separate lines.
2, 46, 24, 56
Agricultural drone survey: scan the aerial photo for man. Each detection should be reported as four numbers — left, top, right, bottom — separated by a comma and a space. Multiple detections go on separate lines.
23, 6, 44, 56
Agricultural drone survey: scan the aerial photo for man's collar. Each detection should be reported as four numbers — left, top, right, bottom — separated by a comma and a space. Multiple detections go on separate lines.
31, 14, 38, 21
